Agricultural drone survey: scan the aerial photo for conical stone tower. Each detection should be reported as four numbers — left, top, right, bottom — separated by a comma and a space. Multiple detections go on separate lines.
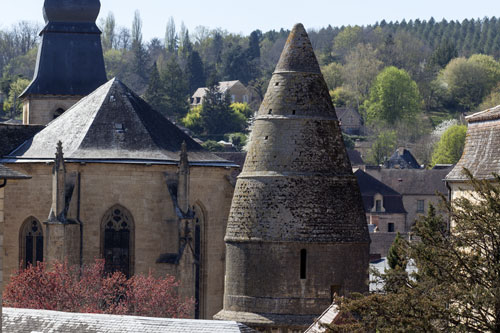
214, 24, 370, 331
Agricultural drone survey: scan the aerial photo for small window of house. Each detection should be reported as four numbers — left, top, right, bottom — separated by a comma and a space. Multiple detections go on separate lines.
417, 200, 425, 213
231, 95, 236, 103
375, 200, 382, 212
196, 97, 201, 104
243, 95, 248, 103
388, 223, 395, 232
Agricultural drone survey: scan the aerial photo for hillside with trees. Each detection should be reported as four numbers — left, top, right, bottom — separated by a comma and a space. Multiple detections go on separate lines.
2, 15, 500, 159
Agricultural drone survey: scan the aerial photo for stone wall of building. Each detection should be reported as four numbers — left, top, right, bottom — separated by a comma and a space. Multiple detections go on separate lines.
3, 162, 234, 319
22, 96, 81, 125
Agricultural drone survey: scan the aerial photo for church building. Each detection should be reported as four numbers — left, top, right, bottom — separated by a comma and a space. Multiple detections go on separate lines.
1, 0, 236, 320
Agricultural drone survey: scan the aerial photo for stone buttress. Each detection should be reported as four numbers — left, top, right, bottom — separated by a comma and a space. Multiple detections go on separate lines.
214, 24, 370, 332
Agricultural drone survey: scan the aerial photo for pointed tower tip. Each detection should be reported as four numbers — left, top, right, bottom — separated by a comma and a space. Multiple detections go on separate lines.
275, 23, 321, 74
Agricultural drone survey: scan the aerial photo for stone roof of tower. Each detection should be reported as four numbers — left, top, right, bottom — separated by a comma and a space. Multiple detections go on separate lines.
446, 105, 500, 181
225, 23, 369, 243
20, 0, 106, 98
5, 79, 234, 166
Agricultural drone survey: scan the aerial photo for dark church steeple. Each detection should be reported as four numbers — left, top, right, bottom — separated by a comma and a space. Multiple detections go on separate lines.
21, 0, 107, 125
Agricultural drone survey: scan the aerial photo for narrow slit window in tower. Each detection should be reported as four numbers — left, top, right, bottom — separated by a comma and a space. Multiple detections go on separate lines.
300, 249, 307, 279
268, 109, 272, 114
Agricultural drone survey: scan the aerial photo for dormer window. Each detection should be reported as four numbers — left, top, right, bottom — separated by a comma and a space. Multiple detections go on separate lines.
114, 123, 124, 133
372, 193, 385, 213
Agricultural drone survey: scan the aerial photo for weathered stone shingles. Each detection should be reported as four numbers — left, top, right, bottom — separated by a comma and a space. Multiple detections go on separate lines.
2, 308, 255, 333
7, 79, 233, 166
225, 23, 368, 243
447, 107, 500, 181
0, 124, 44, 157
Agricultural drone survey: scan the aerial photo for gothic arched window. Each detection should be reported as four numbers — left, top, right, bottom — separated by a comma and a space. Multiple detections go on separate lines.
101, 205, 134, 277
20, 217, 43, 268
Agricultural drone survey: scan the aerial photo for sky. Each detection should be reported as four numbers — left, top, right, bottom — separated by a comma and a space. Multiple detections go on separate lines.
1, 0, 499, 40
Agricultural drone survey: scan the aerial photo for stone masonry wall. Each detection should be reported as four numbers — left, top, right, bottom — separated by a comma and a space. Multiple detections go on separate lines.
3, 162, 234, 319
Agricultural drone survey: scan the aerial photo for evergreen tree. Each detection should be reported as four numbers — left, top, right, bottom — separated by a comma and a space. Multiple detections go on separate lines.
165, 17, 178, 54
248, 30, 261, 59
330, 172, 500, 332
161, 57, 189, 118
387, 232, 407, 270
186, 51, 206, 94
201, 84, 246, 137
431, 38, 458, 68
143, 62, 165, 113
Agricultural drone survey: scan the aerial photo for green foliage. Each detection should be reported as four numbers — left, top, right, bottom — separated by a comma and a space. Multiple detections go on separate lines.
333, 26, 363, 57
367, 130, 397, 165
230, 102, 253, 118
342, 134, 355, 150
143, 62, 164, 112
438, 56, 500, 112
431, 124, 466, 166
181, 106, 203, 134
200, 84, 247, 138
430, 39, 457, 68
186, 51, 205, 94
161, 57, 189, 118
387, 232, 407, 270
365, 66, 421, 125
3, 77, 30, 118
321, 62, 343, 90
330, 172, 500, 332
330, 87, 357, 108
225, 132, 247, 150
479, 82, 500, 111
201, 140, 225, 152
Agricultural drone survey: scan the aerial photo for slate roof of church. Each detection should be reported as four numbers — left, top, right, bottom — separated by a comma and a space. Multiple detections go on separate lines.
446, 105, 500, 181
2, 307, 256, 333
0, 123, 45, 157
5, 79, 234, 167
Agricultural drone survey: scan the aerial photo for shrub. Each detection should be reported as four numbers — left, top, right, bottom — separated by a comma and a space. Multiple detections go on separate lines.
4, 259, 193, 318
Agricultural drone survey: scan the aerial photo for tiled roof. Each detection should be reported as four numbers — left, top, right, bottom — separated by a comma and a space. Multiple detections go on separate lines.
379, 168, 451, 195
354, 169, 406, 214
2, 308, 255, 333
6, 79, 234, 167
447, 106, 500, 181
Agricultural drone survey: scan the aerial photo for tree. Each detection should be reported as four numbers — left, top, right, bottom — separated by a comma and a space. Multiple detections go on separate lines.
101, 12, 116, 50
479, 82, 500, 111
186, 51, 205, 94
3, 77, 30, 118
131, 10, 143, 46
330, 172, 500, 332
143, 62, 165, 113
165, 17, 177, 53
332, 26, 363, 57
4, 259, 193, 318
161, 57, 189, 118
387, 232, 407, 270
431, 124, 466, 166
367, 130, 397, 165
248, 30, 261, 59
431, 38, 458, 68
365, 66, 421, 125
342, 44, 383, 107
201, 84, 246, 137
321, 62, 344, 90
181, 105, 203, 134
438, 56, 500, 112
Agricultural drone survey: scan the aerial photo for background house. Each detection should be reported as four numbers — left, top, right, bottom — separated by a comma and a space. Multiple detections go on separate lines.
190, 81, 258, 107
335, 107, 363, 135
